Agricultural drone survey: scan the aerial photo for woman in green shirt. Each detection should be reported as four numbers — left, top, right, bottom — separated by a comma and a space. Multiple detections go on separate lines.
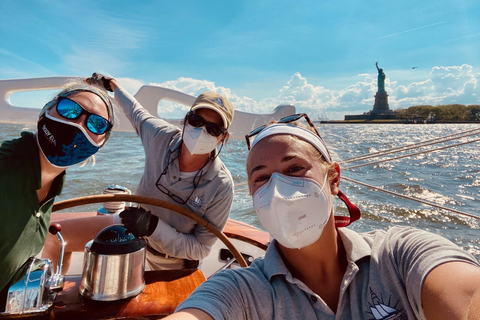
0, 80, 114, 309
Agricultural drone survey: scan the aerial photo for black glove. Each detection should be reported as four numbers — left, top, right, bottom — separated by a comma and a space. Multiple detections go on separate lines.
85, 72, 114, 92
120, 207, 159, 237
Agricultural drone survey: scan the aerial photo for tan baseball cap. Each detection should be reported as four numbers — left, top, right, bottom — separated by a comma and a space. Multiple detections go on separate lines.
190, 91, 234, 129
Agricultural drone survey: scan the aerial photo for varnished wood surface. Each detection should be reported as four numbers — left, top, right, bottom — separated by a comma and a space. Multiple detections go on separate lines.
2, 214, 268, 319
49, 269, 205, 319
223, 219, 269, 250
51, 213, 270, 250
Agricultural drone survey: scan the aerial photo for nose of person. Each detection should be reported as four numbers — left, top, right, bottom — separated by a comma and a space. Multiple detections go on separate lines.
71, 113, 88, 127
71, 113, 106, 143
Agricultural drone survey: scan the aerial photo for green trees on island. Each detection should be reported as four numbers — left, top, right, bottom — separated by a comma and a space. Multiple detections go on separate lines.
395, 104, 480, 122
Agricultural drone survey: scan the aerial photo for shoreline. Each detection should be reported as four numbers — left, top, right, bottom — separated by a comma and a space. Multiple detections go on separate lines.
2, 120, 480, 127
314, 120, 480, 124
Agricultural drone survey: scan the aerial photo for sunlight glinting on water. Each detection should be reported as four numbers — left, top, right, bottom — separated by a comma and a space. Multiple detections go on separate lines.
1, 122, 479, 259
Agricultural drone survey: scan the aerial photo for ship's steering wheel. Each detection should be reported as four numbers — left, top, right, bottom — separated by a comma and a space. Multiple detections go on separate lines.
52, 194, 248, 267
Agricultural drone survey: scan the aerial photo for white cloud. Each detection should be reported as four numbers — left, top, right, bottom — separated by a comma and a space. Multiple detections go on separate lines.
149, 77, 265, 115
262, 64, 480, 120
117, 77, 145, 95
391, 64, 480, 108
100, 64, 480, 121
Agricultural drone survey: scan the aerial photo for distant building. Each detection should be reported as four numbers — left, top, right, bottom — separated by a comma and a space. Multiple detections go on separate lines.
345, 62, 397, 120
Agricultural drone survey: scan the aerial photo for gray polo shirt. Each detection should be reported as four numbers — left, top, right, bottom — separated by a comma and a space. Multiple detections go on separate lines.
176, 226, 479, 319
115, 87, 234, 261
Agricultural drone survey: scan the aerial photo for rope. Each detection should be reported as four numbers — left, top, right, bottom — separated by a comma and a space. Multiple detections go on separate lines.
53, 194, 248, 267
344, 128, 480, 162
343, 137, 480, 170
343, 128, 480, 164
235, 181, 248, 188
235, 187, 250, 193
341, 176, 479, 220
234, 128, 480, 190
232, 130, 479, 221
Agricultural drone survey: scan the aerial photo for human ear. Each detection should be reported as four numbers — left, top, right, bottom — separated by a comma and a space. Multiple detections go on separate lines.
329, 162, 341, 196
217, 132, 228, 145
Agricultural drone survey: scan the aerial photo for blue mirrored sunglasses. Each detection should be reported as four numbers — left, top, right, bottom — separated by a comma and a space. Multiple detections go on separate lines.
56, 98, 112, 135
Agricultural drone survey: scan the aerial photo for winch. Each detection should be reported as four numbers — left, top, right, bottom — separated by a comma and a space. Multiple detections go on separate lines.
79, 224, 146, 301
2, 224, 65, 315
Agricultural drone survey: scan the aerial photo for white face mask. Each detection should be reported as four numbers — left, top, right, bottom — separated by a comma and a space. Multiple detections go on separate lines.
183, 123, 219, 155
253, 172, 331, 249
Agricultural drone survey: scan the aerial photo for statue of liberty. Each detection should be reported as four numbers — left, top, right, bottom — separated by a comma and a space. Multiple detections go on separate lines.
376, 62, 386, 93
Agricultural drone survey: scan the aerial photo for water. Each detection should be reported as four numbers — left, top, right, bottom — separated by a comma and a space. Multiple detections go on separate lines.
1, 123, 479, 260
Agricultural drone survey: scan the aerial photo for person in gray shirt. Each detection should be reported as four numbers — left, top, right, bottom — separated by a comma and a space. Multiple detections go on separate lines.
44, 73, 235, 271
167, 114, 480, 319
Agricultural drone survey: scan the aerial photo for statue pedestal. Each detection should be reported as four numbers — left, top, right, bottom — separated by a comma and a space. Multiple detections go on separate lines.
373, 91, 390, 114
344, 90, 397, 120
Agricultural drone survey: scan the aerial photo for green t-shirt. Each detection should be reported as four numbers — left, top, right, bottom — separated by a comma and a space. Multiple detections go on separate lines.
0, 132, 64, 291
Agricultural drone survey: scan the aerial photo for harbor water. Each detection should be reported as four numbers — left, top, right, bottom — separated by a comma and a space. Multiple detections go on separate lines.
1, 122, 479, 260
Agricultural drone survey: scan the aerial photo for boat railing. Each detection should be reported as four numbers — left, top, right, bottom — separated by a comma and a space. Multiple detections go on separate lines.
0, 76, 296, 140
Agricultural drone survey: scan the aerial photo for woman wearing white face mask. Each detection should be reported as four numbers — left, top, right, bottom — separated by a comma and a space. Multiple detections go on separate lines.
167, 114, 480, 320
45, 73, 235, 272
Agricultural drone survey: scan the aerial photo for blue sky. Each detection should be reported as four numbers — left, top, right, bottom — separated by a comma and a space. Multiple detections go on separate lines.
1, 0, 479, 119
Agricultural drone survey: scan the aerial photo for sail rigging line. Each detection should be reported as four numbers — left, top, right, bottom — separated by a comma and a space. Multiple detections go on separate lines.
343, 128, 480, 163
234, 135, 479, 191
233, 130, 480, 196
234, 186, 249, 193
235, 181, 248, 188
343, 137, 480, 170
341, 176, 480, 220
342, 128, 480, 164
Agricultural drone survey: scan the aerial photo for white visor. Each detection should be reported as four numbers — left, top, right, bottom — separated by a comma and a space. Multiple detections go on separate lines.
249, 123, 331, 162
